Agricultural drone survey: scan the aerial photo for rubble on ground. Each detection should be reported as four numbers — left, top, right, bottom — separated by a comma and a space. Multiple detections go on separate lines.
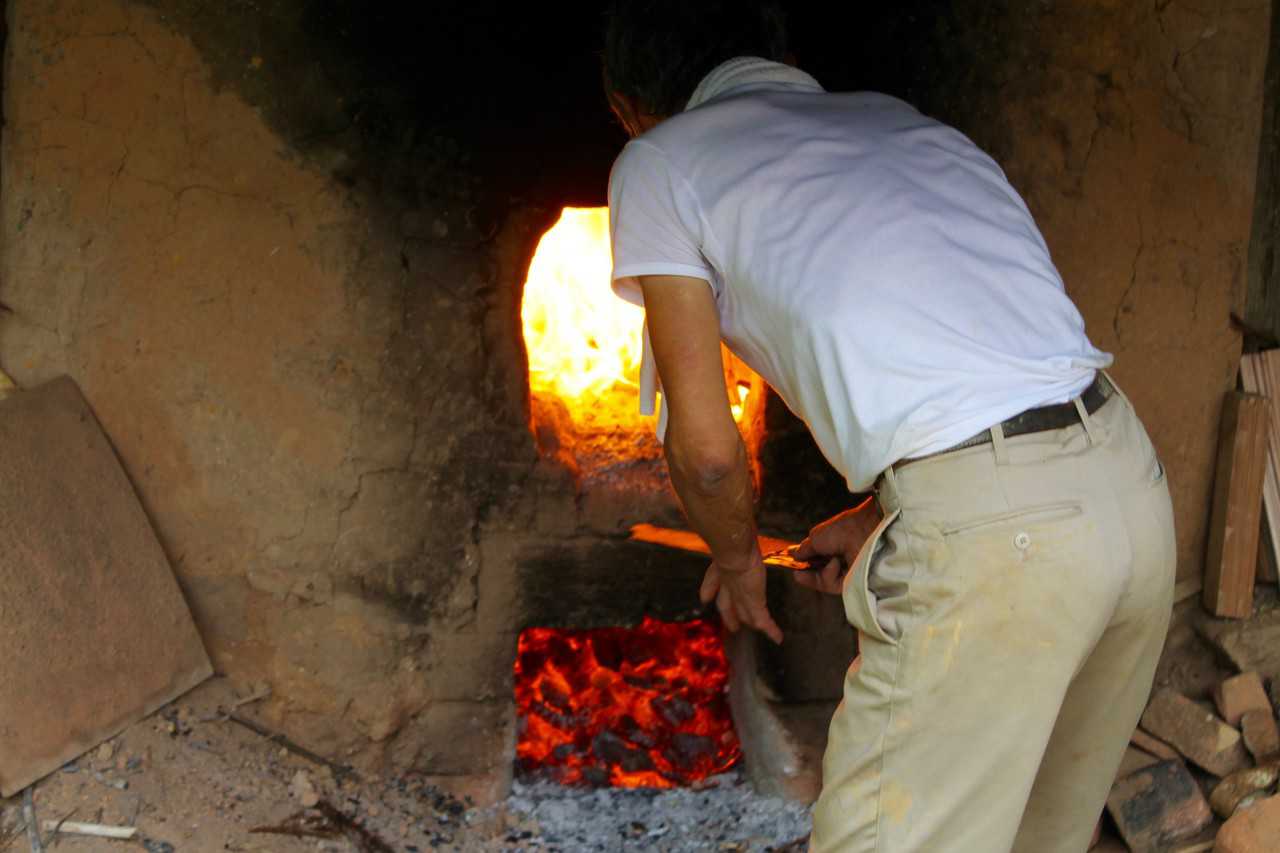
0, 679, 811, 852
1102, 590, 1280, 851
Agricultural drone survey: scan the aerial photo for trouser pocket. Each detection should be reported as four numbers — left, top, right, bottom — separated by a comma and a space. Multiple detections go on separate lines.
842, 508, 901, 645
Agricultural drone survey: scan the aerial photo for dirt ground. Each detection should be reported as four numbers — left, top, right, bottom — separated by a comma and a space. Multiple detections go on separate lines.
0, 678, 536, 852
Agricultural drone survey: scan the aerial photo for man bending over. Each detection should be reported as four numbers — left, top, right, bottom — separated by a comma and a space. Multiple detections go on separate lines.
601, 1, 1175, 850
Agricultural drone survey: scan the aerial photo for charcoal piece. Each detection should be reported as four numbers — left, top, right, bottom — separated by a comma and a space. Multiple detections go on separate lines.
653, 696, 696, 727
592, 731, 653, 773
581, 767, 610, 786
592, 731, 630, 766
668, 733, 716, 769
540, 682, 573, 714
618, 715, 657, 749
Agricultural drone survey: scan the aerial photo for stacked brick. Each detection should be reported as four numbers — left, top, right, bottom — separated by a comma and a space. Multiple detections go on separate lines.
1103, 672, 1280, 852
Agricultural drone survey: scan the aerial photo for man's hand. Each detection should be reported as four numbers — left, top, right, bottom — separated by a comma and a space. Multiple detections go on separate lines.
791, 499, 880, 595
634, 274, 782, 642
699, 557, 783, 644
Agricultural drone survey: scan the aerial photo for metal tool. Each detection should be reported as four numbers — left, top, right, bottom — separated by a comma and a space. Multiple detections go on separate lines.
628, 523, 819, 571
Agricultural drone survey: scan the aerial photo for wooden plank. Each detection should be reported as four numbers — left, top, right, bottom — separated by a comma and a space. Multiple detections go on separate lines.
1241, 351, 1280, 582
1262, 349, 1280, 582
1204, 392, 1269, 618
0, 377, 212, 797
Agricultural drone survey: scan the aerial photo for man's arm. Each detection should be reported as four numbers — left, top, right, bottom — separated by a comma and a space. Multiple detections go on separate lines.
632, 274, 782, 643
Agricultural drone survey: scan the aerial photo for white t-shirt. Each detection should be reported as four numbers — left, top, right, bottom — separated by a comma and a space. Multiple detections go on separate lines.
608, 58, 1112, 492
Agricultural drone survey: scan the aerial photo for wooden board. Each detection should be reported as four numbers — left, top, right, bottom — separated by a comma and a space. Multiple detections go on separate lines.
0, 377, 212, 796
1203, 392, 1269, 618
1238, 351, 1280, 582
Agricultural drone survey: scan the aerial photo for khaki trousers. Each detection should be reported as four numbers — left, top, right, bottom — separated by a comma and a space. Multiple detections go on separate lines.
811, 385, 1176, 852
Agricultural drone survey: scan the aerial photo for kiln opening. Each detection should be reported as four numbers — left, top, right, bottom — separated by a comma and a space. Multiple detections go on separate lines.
519, 207, 763, 478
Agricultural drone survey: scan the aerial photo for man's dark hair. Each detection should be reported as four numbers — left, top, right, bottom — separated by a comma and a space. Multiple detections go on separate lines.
603, 0, 789, 117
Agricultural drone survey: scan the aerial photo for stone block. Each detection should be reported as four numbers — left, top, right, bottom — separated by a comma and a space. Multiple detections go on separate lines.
1198, 612, 1280, 681
1210, 765, 1280, 820
1215, 672, 1272, 726
1106, 760, 1212, 853
1140, 689, 1251, 777
1117, 747, 1161, 780
1215, 795, 1280, 853
1241, 709, 1280, 762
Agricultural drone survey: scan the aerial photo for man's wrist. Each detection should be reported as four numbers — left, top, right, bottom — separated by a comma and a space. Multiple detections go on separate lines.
714, 547, 762, 574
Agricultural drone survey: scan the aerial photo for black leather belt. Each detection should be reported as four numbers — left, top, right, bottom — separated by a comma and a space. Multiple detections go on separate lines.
899, 374, 1114, 467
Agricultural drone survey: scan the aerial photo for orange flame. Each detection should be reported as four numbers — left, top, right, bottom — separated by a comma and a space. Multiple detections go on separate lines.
514, 617, 740, 788
521, 207, 755, 446
522, 208, 644, 414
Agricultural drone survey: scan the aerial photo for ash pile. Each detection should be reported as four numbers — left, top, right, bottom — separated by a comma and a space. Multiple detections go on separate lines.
498, 771, 810, 852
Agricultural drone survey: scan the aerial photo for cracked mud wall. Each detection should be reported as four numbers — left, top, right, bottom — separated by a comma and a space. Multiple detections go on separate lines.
892, 0, 1273, 584
999, 0, 1272, 583
0, 0, 543, 787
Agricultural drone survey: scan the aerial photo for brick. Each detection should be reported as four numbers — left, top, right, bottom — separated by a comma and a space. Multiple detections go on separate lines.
1117, 747, 1161, 780
1106, 760, 1212, 853
1209, 765, 1280, 819
1132, 728, 1181, 761
1215, 794, 1280, 853
1215, 672, 1272, 726
1198, 611, 1280, 680
1241, 709, 1280, 762
1140, 689, 1251, 777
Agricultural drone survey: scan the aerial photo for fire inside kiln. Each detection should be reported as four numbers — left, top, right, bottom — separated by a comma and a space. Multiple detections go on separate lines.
514, 618, 739, 788
520, 207, 754, 473
515, 208, 758, 787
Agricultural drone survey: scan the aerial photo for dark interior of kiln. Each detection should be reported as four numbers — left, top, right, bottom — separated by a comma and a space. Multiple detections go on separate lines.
1, 0, 1278, 847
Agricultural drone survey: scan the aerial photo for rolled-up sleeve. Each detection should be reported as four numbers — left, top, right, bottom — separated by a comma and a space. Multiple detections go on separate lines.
608, 140, 716, 306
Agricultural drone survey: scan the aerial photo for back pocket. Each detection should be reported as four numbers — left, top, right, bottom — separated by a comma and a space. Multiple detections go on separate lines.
940, 502, 1082, 537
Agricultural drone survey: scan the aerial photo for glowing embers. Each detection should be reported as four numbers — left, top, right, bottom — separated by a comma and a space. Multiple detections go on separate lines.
514, 617, 740, 788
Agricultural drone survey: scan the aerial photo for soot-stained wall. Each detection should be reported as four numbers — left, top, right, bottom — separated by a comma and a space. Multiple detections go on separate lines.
0, 0, 555, 790
0, 0, 1271, 794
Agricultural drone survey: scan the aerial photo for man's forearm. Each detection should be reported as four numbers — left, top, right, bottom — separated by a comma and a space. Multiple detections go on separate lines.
665, 436, 760, 571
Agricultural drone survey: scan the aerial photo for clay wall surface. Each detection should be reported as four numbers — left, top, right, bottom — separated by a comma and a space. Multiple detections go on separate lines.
995, 1, 1272, 581
0, 0, 544, 792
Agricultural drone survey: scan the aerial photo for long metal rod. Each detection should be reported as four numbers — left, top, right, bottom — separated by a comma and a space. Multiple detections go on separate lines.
21, 788, 42, 853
